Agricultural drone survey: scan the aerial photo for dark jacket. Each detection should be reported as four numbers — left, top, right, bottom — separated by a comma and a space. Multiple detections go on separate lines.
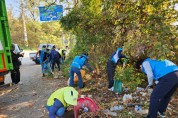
11, 51, 23, 69
109, 48, 126, 65
49, 49, 61, 61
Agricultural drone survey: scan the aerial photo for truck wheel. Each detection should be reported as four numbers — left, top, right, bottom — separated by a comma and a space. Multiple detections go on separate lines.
0, 76, 5, 85
35, 61, 40, 64
0, 82, 4, 85
35, 60, 40, 64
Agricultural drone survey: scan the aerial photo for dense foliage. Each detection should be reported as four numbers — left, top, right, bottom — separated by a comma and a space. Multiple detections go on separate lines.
61, 0, 178, 88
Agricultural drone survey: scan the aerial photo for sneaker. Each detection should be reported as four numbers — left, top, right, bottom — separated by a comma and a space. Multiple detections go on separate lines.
18, 82, 23, 85
158, 112, 166, 118
42, 74, 45, 77
54, 76, 58, 79
12, 82, 16, 85
58, 71, 62, 75
108, 86, 114, 91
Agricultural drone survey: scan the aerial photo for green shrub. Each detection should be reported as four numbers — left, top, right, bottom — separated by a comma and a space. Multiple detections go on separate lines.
114, 64, 146, 91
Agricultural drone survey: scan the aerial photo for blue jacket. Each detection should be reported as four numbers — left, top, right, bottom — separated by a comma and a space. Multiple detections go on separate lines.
71, 55, 88, 69
39, 50, 45, 64
110, 48, 125, 64
142, 58, 178, 80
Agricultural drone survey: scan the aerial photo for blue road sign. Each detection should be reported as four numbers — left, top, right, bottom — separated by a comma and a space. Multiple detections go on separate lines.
39, 5, 63, 21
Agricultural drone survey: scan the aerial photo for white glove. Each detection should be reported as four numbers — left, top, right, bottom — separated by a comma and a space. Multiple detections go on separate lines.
155, 81, 159, 84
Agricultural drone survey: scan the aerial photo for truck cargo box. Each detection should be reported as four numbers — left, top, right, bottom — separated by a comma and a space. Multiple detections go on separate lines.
0, 0, 13, 84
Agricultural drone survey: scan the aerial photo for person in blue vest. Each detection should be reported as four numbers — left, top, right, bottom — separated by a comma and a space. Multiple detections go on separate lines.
107, 47, 127, 91
46, 87, 78, 118
69, 53, 94, 88
43, 47, 53, 74
135, 58, 178, 118
39, 45, 47, 77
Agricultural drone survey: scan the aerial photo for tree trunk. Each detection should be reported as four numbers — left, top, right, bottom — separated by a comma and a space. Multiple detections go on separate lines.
20, 0, 28, 47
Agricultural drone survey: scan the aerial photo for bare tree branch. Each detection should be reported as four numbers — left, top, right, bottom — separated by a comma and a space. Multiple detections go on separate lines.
45, 0, 57, 9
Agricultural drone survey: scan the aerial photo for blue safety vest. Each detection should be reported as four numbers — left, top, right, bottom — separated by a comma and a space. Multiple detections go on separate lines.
142, 58, 178, 80
110, 48, 122, 64
71, 55, 88, 69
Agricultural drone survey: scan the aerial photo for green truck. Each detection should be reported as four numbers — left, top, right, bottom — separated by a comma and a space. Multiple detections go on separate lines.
0, 0, 13, 85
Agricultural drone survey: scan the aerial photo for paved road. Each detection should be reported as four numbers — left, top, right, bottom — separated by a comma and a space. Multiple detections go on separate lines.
0, 50, 65, 118
5, 50, 39, 84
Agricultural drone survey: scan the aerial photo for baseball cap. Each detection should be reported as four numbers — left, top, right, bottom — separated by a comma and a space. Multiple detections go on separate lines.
64, 87, 78, 106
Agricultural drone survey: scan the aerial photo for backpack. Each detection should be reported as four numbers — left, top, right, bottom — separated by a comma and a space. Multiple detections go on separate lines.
62, 49, 66, 55
52, 50, 60, 60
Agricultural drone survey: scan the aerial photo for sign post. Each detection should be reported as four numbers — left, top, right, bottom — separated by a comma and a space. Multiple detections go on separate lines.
39, 5, 63, 21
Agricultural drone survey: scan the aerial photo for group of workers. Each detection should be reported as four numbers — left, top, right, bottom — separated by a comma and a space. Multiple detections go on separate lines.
46, 46, 178, 118
39, 45, 68, 77
45, 52, 94, 118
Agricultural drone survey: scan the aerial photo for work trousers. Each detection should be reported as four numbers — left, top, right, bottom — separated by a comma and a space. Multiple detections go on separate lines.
107, 60, 116, 88
11, 68, 20, 84
69, 67, 83, 88
46, 99, 65, 118
51, 59, 60, 72
148, 71, 178, 118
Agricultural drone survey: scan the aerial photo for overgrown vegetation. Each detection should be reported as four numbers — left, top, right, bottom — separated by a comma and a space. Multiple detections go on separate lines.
61, 0, 178, 89
114, 65, 146, 91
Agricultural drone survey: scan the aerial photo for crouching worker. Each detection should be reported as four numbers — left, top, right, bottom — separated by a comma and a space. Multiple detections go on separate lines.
136, 58, 178, 118
46, 87, 78, 118
69, 53, 94, 89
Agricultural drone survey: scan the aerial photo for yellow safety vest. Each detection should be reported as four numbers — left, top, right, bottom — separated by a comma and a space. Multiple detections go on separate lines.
59, 50, 63, 56
47, 87, 69, 107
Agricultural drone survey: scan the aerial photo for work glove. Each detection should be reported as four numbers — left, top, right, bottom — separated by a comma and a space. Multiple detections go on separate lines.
155, 81, 159, 85
92, 70, 96, 74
